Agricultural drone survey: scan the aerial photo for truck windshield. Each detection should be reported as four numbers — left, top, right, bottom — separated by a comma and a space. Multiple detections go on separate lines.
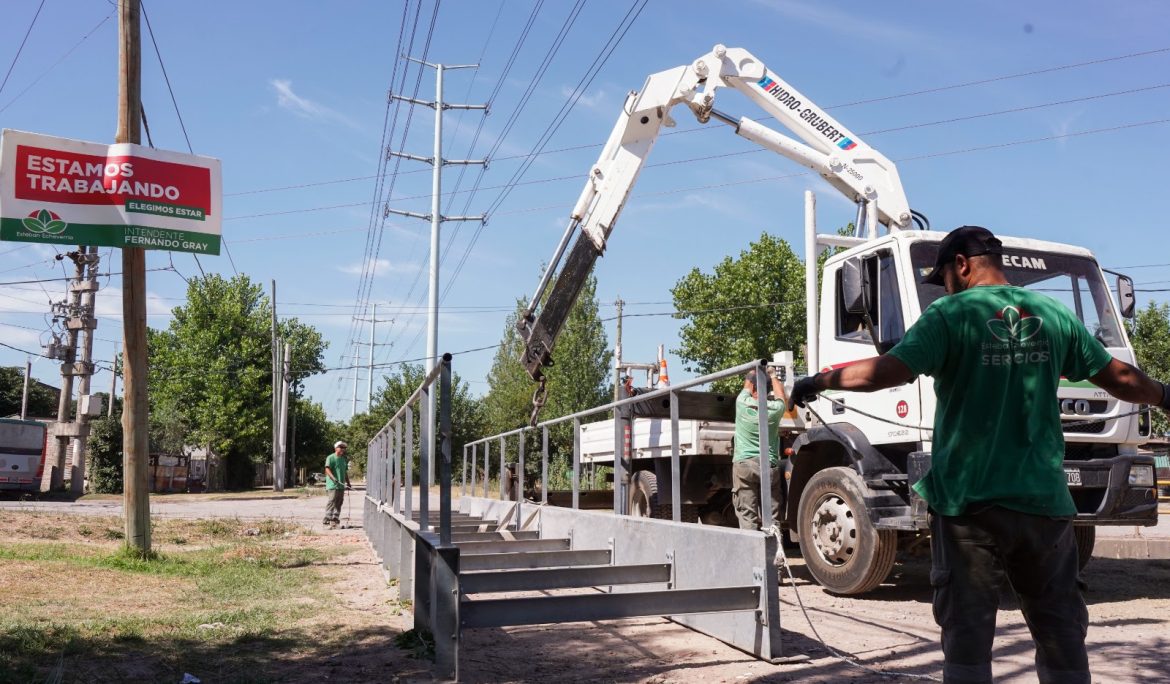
910, 243, 1124, 347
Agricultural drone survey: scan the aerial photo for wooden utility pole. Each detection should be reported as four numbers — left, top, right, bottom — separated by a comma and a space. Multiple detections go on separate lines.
117, 0, 150, 555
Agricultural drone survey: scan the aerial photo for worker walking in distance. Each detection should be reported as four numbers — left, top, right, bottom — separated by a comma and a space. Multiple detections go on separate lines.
788, 225, 1170, 684
732, 368, 786, 530
323, 441, 352, 529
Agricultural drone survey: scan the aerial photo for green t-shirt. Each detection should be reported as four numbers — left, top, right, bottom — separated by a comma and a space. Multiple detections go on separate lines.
888, 285, 1112, 517
733, 389, 784, 466
324, 453, 349, 490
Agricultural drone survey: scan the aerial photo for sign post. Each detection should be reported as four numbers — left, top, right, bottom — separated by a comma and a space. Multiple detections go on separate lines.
0, 0, 222, 556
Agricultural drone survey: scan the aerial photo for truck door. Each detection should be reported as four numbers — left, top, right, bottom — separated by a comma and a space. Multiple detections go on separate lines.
818, 249, 921, 447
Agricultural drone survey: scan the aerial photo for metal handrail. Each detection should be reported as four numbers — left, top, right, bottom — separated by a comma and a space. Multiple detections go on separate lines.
461, 358, 783, 525
464, 359, 764, 447
367, 352, 455, 544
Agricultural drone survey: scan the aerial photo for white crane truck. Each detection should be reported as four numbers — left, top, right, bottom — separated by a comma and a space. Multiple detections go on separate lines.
515, 45, 1159, 595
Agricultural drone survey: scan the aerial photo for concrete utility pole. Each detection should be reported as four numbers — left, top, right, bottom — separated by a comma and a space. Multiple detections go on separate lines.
20, 358, 31, 420
385, 59, 486, 480
71, 247, 101, 496
118, 0, 150, 555
48, 252, 85, 491
276, 341, 290, 492
271, 280, 279, 472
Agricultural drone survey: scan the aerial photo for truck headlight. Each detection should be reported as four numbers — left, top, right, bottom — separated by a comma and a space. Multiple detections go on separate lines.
1128, 464, 1155, 487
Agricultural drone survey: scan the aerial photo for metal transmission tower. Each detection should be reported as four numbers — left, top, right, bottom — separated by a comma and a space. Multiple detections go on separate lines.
385, 58, 487, 479
354, 302, 395, 414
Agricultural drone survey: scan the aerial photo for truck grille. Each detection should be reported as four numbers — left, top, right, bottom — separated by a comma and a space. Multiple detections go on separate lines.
1063, 421, 1106, 434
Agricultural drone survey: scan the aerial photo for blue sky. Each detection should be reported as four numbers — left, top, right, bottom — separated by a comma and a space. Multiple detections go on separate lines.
2, 0, 1169, 421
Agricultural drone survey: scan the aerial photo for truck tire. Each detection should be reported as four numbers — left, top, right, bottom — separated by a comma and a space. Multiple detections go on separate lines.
628, 471, 698, 521
797, 466, 896, 595
1073, 525, 1095, 570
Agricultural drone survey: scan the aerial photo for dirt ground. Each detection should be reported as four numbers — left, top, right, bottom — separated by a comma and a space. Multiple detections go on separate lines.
3, 491, 1169, 683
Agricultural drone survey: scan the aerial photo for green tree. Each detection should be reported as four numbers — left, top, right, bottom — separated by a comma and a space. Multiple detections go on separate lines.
671, 232, 807, 392
481, 301, 537, 437
290, 399, 334, 473
342, 363, 485, 479
481, 275, 612, 483
0, 366, 57, 418
86, 414, 123, 494
148, 274, 327, 489
1128, 301, 1170, 436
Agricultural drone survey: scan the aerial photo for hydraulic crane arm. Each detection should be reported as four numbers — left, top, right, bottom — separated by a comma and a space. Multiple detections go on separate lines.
517, 45, 913, 411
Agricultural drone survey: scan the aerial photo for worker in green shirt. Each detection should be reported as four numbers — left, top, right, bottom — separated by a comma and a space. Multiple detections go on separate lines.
323, 441, 351, 529
789, 226, 1170, 684
732, 368, 786, 531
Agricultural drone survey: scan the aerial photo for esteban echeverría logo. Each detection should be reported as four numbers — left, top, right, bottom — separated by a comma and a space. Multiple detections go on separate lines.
987, 305, 1043, 343
22, 209, 67, 235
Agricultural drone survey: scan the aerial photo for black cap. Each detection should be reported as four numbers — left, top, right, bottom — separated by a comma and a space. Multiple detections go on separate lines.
921, 225, 1003, 286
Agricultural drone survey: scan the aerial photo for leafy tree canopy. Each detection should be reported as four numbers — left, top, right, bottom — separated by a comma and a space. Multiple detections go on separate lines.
342, 363, 485, 478
147, 274, 326, 487
0, 366, 57, 418
1128, 300, 1170, 436
481, 274, 612, 467
671, 232, 807, 392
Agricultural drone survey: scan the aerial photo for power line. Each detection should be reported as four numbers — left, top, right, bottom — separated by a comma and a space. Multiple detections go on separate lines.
0, 0, 46, 98
0, 10, 113, 115
218, 44, 1170, 200
223, 79, 1170, 224
828, 45, 1170, 110
332, 0, 438, 411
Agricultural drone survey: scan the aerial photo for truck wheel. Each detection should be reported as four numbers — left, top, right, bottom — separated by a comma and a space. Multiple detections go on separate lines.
797, 466, 896, 595
629, 471, 660, 518
628, 472, 697, 521
1073, 525, 1095, 570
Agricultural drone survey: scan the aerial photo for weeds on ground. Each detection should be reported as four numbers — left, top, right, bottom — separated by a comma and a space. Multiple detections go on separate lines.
394, 628, 435, 660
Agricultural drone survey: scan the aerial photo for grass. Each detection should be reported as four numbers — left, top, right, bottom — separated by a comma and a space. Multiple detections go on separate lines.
0, 514, 333, 684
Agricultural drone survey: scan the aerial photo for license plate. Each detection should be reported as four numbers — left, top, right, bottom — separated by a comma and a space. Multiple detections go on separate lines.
1065, 468, 1083, 487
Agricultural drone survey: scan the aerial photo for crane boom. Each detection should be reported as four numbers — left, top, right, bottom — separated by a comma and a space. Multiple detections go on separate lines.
516, 45, 913, 409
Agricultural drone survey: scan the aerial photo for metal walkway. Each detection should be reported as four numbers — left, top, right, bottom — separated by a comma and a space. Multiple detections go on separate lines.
363, 355, 783, 681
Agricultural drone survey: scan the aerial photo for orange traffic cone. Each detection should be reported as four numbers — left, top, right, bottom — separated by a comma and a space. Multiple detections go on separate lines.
658, 357, 670, 387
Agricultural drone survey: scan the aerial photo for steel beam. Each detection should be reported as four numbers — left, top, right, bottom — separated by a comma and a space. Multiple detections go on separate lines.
456, 538, 570, 555
460, 563, 670, 594
461, 586, 761, 628
450, 530, 540, 543
458, 549, 611, 571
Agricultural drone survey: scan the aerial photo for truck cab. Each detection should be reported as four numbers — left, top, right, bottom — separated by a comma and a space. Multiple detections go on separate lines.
787, 230, 1158, 593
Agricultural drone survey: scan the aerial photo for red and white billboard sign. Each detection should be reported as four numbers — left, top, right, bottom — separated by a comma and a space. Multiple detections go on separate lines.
0, 129, 222, 254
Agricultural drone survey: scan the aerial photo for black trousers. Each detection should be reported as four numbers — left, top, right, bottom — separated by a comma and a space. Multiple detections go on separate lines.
930, 506, 1089, 684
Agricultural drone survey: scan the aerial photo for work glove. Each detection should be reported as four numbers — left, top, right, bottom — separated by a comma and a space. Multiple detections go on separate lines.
788, 373, 823, 410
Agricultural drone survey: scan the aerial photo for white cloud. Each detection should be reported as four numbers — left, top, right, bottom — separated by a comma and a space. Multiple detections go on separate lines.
270, 78, 361, 130
561, 85, 608, 112
339, 258, 420, 277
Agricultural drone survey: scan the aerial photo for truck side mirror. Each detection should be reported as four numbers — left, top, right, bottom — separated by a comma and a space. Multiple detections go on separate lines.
860, 253, 889, 353
1116, 274, 1136, 319
841, 258, 865, 315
